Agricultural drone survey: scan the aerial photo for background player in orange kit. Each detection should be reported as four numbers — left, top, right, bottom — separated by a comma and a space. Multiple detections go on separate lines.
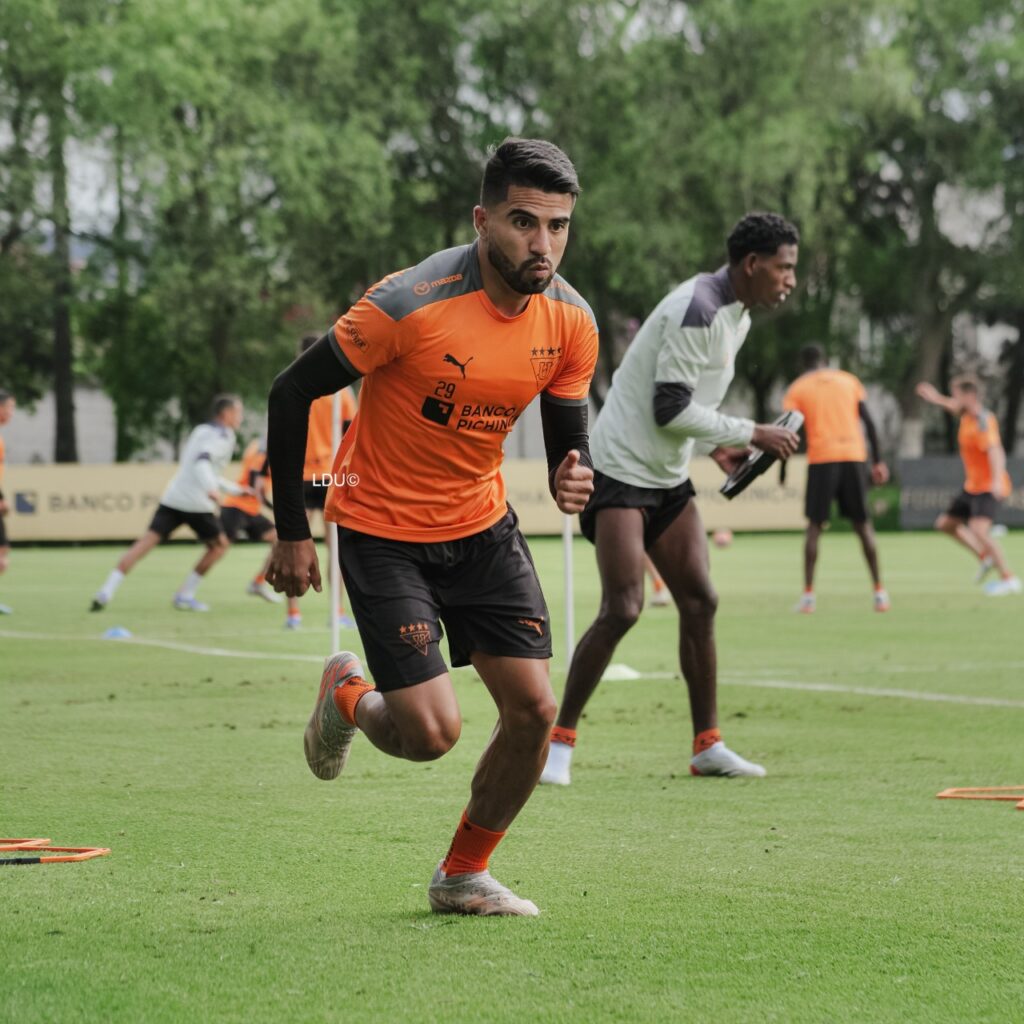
782, 344, 890, 613
265, 138, 598, 916
916, 375, 1020, 596
285, 336, 358, 630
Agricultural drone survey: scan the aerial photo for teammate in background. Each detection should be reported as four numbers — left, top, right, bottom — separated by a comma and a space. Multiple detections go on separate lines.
542, 212, 800, 787
265, 138, 597, 916
782, 344, 890, 614
916, 376, 1020, 596
91, 395, 249, 612
0, 389, 15, 615
220, 437, 281, 603
284, 335, 358, 630
645, 556, 671, 607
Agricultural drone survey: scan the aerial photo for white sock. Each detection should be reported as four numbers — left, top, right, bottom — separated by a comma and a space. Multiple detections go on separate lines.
98, 569, 125, 602
177, 571, 203, 600
546, 740, 574, 776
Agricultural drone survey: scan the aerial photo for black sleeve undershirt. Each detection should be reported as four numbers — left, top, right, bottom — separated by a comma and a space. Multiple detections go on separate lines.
267, 333, 361, 541
653, 382, 694, 427
858, 401, 881, 464
540, 394, 592, 499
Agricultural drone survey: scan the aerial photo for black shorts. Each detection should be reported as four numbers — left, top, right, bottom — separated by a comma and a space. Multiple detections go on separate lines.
0, 513, 7, 547
338, 509, 551, 692
303, 480, 326, 511
579, 471, 696, 550
147, 504, 224, 542
805, 462, 869, 524
945, 490, 998, 522
220, 506, 275, 542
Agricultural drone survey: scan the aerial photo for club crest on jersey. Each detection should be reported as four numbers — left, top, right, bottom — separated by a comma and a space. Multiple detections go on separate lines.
529, 345, 561, 386
399, 622, 431, 655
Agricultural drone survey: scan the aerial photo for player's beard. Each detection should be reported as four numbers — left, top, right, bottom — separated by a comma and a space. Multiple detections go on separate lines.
486, 237, 554, 295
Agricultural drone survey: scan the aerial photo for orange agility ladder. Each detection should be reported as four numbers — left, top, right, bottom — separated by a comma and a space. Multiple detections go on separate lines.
936, 787, 1024, 810
0, 838, 111, 865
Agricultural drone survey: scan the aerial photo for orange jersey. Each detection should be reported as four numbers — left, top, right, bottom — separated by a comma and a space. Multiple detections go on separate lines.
222, 439, 268, 516
325, 242, 598, 542
0, 434, 5, 486
303, 389, 357, 481
959, 410, 1011, 495
783, 369, 868, 464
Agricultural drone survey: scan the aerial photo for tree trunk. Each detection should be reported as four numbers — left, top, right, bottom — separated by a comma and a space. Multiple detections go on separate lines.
998, 312, 1024, 456
898, 312, 951, 457
48, 82, 77, 463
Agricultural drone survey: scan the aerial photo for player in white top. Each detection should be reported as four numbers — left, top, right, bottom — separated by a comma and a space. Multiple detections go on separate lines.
542, 213, 801, 785
91, 395, 250, 612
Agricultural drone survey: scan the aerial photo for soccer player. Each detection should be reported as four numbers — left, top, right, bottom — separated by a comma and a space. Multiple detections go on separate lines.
0, 389, 15, 615
91, 395, 249, 612
284, 338, 358, 630
265, 137, 597, 916
541, 212, 800, 787
782, 344, 891, 613
916, 376, 1020, 596
220, 437, 281, 603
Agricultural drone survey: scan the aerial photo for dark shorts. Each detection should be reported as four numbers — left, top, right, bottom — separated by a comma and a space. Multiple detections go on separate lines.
220, 506, 275, 543
805, 462, 869, 524
0, 513, 7, 547
147, 504, 224, 542
945, 490, 999, 522
303, 480, 326, 511
579, 471, 696, 550
338, 509, 551, 692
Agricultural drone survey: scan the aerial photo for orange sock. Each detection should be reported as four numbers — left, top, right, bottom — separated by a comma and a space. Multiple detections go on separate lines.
254, 574, 266, 584
693, 727, 721, 755
441, 811, 506, 877
550, 725, 576, 747
332, 677, 374, 727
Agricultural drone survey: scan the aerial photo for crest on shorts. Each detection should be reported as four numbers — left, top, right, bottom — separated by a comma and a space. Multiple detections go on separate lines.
399, 622, 431, 656
529, 345, 561, 387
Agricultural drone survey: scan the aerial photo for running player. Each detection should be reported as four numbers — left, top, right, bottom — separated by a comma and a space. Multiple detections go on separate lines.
916, 376, 1020, 596
265, 137, 597, 916
0, 389, 15, 615
541, 212, 800, 787
91, 395, 249, 612
220, 437, 281, 603
284, 337, 358, 630
782, 344, 890, 613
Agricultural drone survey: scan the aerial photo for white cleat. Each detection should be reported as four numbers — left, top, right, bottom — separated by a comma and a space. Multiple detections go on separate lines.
690, 740, 766, 778
173, 595, 209, 612
794, 592, 816, 614
247, 580, 283, 604
427, 864, 539, 917
873, 589, 891, 613
0, 602, 12, 615
984, 576, 1022, 598
974, 556, 995, 585
539, 741, 573, 786
650, 587, 672, 607
303, 651, 363, 780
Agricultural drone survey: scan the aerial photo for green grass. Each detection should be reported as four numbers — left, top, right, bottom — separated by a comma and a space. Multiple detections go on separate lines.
2, 532, 1023, 1023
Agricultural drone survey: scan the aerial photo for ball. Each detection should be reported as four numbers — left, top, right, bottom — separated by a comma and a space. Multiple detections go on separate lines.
712, 529, 733, 548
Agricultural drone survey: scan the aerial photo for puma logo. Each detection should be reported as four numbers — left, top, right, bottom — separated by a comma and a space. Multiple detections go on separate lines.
443, 353, 473, 379
518, 617, 545, 636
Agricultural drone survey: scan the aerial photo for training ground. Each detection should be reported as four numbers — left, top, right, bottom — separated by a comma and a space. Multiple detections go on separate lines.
2, 532, 1023, 1023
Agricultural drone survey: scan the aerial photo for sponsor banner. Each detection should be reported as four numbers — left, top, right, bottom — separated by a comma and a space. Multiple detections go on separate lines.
4, 457, 808, 542
899, 457, 1024, 529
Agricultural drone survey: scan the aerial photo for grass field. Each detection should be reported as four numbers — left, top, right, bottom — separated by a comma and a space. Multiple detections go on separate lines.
2, 532, 1023, 1023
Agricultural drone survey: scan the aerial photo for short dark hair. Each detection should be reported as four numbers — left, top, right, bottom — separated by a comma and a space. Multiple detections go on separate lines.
0, 389, 12, 405
951, 374, 980, 396
211, 393, 242, 418
299, 334, 319, 355
800, 344, 825, 370
727, 212, 800, 265
480, 137, 580, 208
